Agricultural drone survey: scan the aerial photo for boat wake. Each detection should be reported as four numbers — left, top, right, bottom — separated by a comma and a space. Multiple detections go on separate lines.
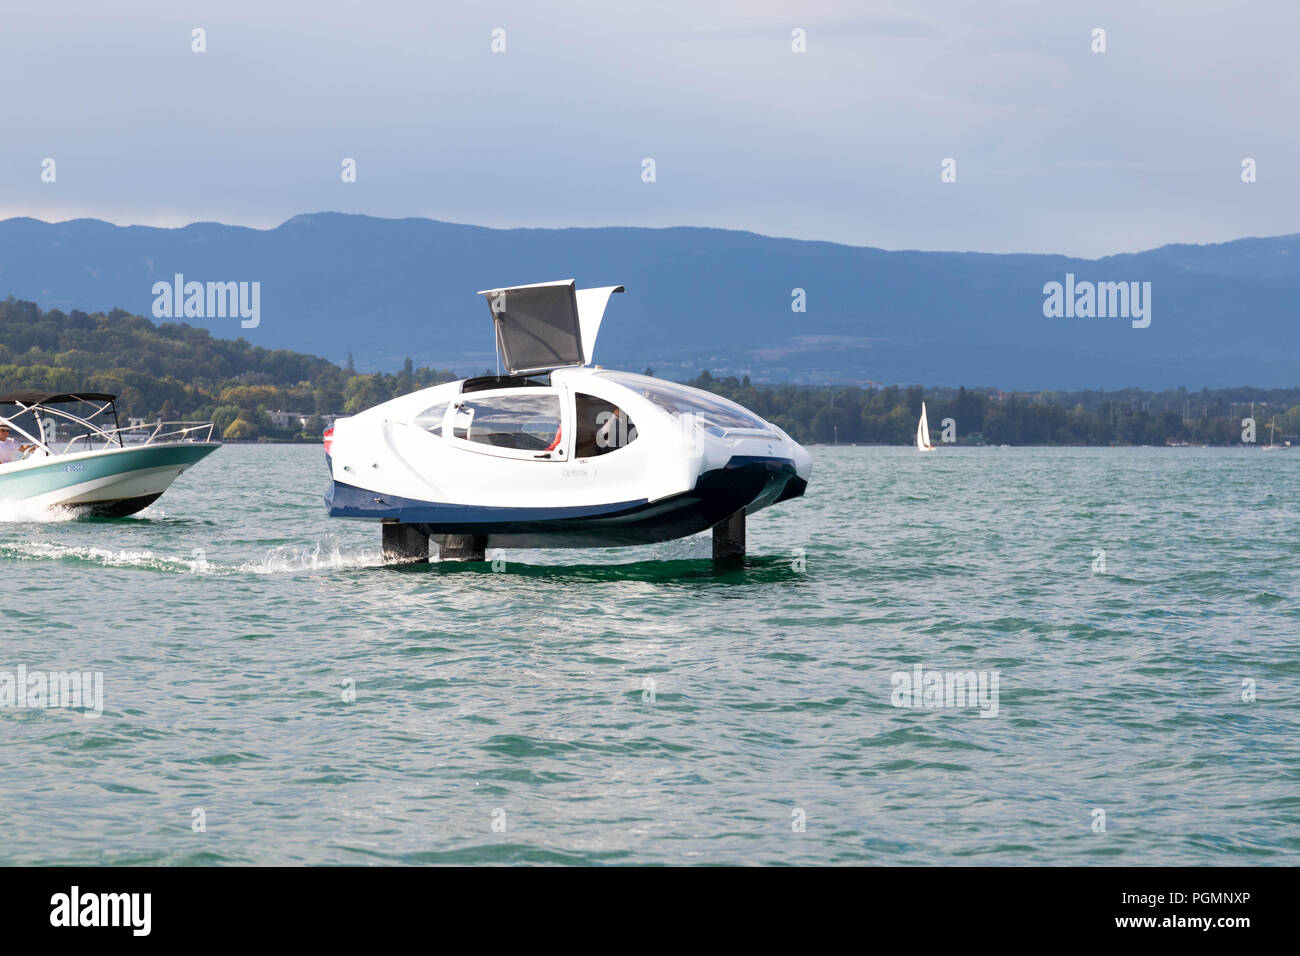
0, 501, 80, 523
0, 540, 205, 573
239, 539, 384, 574
0, 537, 384, 575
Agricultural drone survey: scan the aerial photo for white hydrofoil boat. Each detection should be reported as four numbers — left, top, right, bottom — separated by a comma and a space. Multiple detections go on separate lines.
324, 280, 812, 561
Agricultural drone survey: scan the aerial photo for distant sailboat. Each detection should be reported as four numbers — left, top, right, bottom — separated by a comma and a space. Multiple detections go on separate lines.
916, 401, 936, 452
1262, 415, 1281, 451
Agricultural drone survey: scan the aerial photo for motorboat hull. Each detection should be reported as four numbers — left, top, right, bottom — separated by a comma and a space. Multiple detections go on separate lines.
328, 455, 807, 549
0, 442, 220, 517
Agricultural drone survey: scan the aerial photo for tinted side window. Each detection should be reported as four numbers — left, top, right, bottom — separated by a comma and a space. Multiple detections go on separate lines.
453, 394, 562, 451
414, 401, 449, 436
574, 393, 637, 457
596, 371, 768, 430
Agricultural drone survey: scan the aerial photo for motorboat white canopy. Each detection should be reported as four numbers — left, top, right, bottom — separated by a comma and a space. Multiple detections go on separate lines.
0, 391, 213, 452
478, 279, 624, 374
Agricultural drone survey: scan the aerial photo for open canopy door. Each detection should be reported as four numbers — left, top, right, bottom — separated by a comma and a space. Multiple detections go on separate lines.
478, 280, 623, 374
575, 285, 623, 365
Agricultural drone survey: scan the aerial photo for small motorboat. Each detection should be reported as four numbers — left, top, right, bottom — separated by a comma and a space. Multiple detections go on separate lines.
0, 392, 219, 517
324, 280, 812, 561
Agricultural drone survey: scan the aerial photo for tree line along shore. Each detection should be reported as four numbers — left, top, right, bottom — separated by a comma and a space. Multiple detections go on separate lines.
1, 298, 1294, 446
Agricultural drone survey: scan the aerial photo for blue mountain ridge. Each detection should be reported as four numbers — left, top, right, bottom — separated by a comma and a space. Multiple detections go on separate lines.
1, 212, 1297, 389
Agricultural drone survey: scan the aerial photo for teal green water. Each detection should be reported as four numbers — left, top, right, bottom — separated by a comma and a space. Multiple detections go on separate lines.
1, 444, 1296, 865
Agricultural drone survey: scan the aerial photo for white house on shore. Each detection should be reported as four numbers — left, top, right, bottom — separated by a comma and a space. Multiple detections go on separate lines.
268, 410, 339, 430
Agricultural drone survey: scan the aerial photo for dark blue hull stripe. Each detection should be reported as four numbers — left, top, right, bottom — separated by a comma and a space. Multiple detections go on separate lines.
326, 484, 649, 524
325, 456, 803, 548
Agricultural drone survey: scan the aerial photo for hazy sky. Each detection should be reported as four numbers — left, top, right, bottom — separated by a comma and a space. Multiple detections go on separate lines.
2, 0, 1296, 257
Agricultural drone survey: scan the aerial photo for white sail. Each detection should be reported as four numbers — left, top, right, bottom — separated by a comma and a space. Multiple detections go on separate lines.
1263, 415, 1279, 450
916, 401, 935, 451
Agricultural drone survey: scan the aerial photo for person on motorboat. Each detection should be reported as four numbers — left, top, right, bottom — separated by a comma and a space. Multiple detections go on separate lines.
0, 423, 38, 464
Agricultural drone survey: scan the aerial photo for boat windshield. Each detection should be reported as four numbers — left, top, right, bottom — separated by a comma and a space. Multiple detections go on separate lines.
452, 393, 562, 451
0, 395, 213, 455
0, 401, 111, 451
596, 372, 768, 431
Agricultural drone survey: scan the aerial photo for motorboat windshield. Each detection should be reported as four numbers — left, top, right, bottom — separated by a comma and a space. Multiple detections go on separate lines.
0, 392, 214, 458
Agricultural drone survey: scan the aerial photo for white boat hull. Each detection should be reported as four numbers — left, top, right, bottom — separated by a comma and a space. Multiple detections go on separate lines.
325, 367, 812, 549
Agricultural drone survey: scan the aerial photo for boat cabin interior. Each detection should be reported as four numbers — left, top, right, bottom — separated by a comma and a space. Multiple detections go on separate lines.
415, 386, 637, 460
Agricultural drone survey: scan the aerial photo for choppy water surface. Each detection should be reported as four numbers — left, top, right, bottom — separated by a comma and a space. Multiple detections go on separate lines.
1, 444, 1296, 865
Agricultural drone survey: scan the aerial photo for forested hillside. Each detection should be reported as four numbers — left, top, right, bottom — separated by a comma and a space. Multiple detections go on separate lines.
0, 297, 455, 440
